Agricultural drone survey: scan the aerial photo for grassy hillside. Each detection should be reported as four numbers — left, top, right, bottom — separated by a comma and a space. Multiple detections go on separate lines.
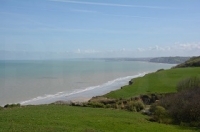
105, 67, 200, 99
173, 56, 200, 68
1, 60, 200, 131
0, 105, 197, 132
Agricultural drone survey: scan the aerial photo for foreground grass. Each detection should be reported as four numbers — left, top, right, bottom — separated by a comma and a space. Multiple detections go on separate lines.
1, 67, 199, 131
0, 105, 197, 132
105, 67, 200, 99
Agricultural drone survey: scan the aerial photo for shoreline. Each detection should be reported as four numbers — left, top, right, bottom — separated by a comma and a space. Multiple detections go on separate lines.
20, 72, 148, 106
0, 60, 175, 107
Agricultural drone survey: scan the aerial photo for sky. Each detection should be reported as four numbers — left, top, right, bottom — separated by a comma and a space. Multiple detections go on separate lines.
0, 0, 200, 59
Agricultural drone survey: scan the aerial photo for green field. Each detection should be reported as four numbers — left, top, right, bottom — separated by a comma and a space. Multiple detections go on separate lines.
105, 67, 200, 99
0, 105, 197, 132
1, 67, 200, 131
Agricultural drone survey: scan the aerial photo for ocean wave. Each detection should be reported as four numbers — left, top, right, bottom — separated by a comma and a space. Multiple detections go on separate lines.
20, 72, 147, 105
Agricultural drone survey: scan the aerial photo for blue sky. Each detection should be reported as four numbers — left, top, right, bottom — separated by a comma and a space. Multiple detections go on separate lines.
0, 0, 200, 59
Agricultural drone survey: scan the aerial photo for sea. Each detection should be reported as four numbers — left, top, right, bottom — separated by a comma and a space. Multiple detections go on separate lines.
0, 59, 175, 106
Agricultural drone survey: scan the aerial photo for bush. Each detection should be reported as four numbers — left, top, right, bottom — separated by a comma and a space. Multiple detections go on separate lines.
149, 103, 157, 113
4, 103, 21, 108
150, 105, 172, 124
105, 104, 112, 108
158, 80, 200, 126
126, 101, 137, 112
161, 91, 200, 124
126, 100, 145, 112
154, 106, 167, 123
87, 96, 145, 112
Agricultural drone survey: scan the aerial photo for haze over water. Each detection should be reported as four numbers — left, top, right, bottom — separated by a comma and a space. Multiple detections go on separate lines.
0, 59, 174, 106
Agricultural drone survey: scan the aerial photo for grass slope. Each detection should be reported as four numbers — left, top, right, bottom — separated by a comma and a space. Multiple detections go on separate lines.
174, 56, 200, 68
0, 105, 197, 132
105, 67, 200, 99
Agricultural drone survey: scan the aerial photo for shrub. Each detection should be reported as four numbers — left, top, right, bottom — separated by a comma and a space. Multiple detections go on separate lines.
134, 100, 145, 111
154, 106, 167, 123
105, 104, 112, 108
126, 100, 145, 112
150, 105, 172, 124
158, 81, 200, 126
140, 94, 161, 105
126, 101, 137, 112
4, 103, 21, 108
149, 103, 157, 113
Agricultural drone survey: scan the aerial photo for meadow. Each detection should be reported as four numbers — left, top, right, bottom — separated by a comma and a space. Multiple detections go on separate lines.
0, 105, 197, 132
0, 67, 200, 131
105, 67, 200, 99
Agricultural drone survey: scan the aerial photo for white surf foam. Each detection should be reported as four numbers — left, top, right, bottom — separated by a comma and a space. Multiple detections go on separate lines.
20, 72, 147, 105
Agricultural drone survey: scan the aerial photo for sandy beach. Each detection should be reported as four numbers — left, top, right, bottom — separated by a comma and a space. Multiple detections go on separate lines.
20, 73, 146, 105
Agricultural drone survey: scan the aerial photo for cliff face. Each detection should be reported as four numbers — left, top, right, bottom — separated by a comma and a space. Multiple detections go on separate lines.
173, 56, 200, 68
149, 57, 190, 64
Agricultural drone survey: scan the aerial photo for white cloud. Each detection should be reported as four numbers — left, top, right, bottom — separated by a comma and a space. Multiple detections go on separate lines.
148, 46, 163, 51
2, 42, 199, 60
172, 42, 200, 50
136, 42, 200, 57
83, 49, 100, 53
73, 49, 101, 54
40, 43, 200, 57
140, 42, 200, 52
137, 48, 146, 52
74, 49, 81, 53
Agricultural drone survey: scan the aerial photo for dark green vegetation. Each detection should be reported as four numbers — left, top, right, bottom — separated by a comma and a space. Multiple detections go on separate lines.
0, 105, 197, 132
151, 76, 200, 127
105, 67, 200, 99
87, 96, 145, 112
4, 103, 20, 108
149, 57, 190, 64
173, 56, 200, 68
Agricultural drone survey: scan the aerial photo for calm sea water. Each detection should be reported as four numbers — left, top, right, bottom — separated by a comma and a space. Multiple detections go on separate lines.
0, 59, 174, 106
